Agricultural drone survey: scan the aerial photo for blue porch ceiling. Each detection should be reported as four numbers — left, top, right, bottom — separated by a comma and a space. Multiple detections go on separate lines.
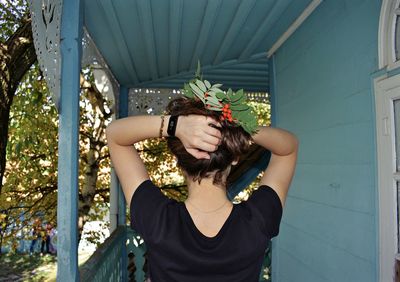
84, 0, 313, 92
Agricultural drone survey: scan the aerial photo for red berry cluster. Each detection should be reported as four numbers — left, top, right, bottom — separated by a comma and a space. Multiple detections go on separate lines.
221, 103, 233, 122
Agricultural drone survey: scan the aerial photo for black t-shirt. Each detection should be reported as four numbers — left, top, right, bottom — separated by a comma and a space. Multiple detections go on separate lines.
130, 180, 282, 282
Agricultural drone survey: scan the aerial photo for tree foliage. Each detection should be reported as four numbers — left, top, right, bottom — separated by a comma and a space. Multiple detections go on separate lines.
0, 65, 58, 252
0, 0, 36, 193
0, 66, 114, 252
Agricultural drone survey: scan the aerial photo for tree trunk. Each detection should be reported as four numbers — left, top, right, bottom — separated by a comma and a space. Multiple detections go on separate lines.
77, 81, 112, 243
78, 148, 99, 242
0, 18, 37, 193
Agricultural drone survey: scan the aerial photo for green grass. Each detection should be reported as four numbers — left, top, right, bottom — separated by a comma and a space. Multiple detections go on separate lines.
0, 253, 57, 282
0, 251, 94, 281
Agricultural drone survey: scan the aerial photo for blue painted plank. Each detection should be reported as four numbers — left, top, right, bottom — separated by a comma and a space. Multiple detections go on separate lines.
200, 0, 241, 65
84, 1, 129, 83
136, 0, 159, 80
97, 0, 139, 84
213, 0, 257, 64
278, 223, 375, 282
178, 0, 207, 71
291, 163, 375, 214
294, 122, 375, 165
58, 0, 83, 280
277, 246, 330, 282
258, 0, 317, 56
168, 0, 183, 76
150, 0, 170, 77
189, 0, 223, 68
278, 88, 373, 128
239, 0, 294, 59
283, 196, 376, 262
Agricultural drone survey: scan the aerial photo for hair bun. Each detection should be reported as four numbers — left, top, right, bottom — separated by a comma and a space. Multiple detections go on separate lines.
166, 97, 252, 185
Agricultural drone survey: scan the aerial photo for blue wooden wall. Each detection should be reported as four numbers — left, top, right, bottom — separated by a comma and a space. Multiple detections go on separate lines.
273, 1, 380, 281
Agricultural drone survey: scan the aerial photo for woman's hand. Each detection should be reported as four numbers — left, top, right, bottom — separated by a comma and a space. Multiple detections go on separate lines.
175, 115, 221, 159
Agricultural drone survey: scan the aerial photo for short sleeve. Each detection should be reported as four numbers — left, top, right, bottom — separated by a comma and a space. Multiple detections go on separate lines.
130, 180, 171, 239
246, 185, 283, 237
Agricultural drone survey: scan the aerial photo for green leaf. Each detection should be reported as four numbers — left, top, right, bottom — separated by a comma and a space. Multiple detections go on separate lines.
230, 104, 248, 111
231, 90, 244, 103
236, 89, 244, 97
206, 95, 219, 103
33, 91, 43, 105
204, 80, 211, 88
195, 80, 207, 92
195, 60, 202, 78
15, 142, 21, 156
215, 92, 225, 99
227, 88, 233, 98
182, 84, 194, 98
207, 106, 223, 111
206, 100, 222, 107
210, 88, 223, 95
189, 82, 205, 102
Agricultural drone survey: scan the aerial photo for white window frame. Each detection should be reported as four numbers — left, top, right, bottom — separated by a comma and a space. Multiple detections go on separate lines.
379, 0, 400, 70
375, 74, 400, 282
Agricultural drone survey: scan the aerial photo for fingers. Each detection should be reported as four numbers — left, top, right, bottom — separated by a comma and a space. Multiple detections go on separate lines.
206, 117, 221, 128
204, 125, 222, 139
199, 118, 222, 151
177, 115, 223, 157
194, 140, 218, 153
186, 148, 210, 160
202, 135, 220, 148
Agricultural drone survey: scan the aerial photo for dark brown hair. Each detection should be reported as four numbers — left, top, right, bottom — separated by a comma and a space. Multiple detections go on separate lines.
166, 97, 252, 186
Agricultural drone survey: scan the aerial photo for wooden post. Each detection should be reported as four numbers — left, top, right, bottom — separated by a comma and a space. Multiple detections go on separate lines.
268, 55, 280, 282
117, 86, 128, 225
118, 86, 128, 281
57, 0, 83, 280
109, 168, 118, 233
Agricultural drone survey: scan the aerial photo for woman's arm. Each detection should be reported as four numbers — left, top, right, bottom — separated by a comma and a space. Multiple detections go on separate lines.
252, 126, 299, 207
106, 115, 221, 205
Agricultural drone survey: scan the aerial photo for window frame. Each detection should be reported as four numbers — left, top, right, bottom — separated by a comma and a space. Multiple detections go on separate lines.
379, 0, 400, 70
375, 74, 400, 282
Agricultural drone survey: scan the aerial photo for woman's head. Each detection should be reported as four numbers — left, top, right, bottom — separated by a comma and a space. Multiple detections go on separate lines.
166, 97, 252, 186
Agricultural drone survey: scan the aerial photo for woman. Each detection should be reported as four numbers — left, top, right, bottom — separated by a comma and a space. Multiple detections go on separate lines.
106, 79, 298, 281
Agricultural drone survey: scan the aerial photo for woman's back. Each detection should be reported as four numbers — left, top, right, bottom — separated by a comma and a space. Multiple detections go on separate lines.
131, 180, 282, 282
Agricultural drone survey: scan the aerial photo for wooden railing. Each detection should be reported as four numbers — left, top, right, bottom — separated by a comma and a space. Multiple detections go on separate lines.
80, 226, 127, 281
126, 228, 147, 281
80, 226, 147, 282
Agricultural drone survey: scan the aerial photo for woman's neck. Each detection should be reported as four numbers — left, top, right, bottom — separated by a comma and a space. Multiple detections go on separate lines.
185, 177, 231, 212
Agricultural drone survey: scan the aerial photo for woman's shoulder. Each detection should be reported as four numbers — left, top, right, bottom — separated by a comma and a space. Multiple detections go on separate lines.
238, 185, 283, 237
130, 179, 178, 208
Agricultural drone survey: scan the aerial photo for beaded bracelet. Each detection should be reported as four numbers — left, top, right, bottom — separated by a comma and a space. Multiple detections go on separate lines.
159, 115, 165, 138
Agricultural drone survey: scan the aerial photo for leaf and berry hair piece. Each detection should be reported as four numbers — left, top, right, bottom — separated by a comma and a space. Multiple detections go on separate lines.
182, 67, 258, 135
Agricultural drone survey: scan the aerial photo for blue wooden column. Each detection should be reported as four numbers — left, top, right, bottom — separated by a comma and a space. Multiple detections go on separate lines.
117, 86, 128, 225
109, 168, 118, 232
57, 0, 83, 281
268, 55, 280, 282
118, 86, 128, 281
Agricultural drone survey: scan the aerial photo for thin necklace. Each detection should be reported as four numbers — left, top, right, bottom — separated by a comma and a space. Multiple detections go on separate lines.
185, 200, 231, 214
